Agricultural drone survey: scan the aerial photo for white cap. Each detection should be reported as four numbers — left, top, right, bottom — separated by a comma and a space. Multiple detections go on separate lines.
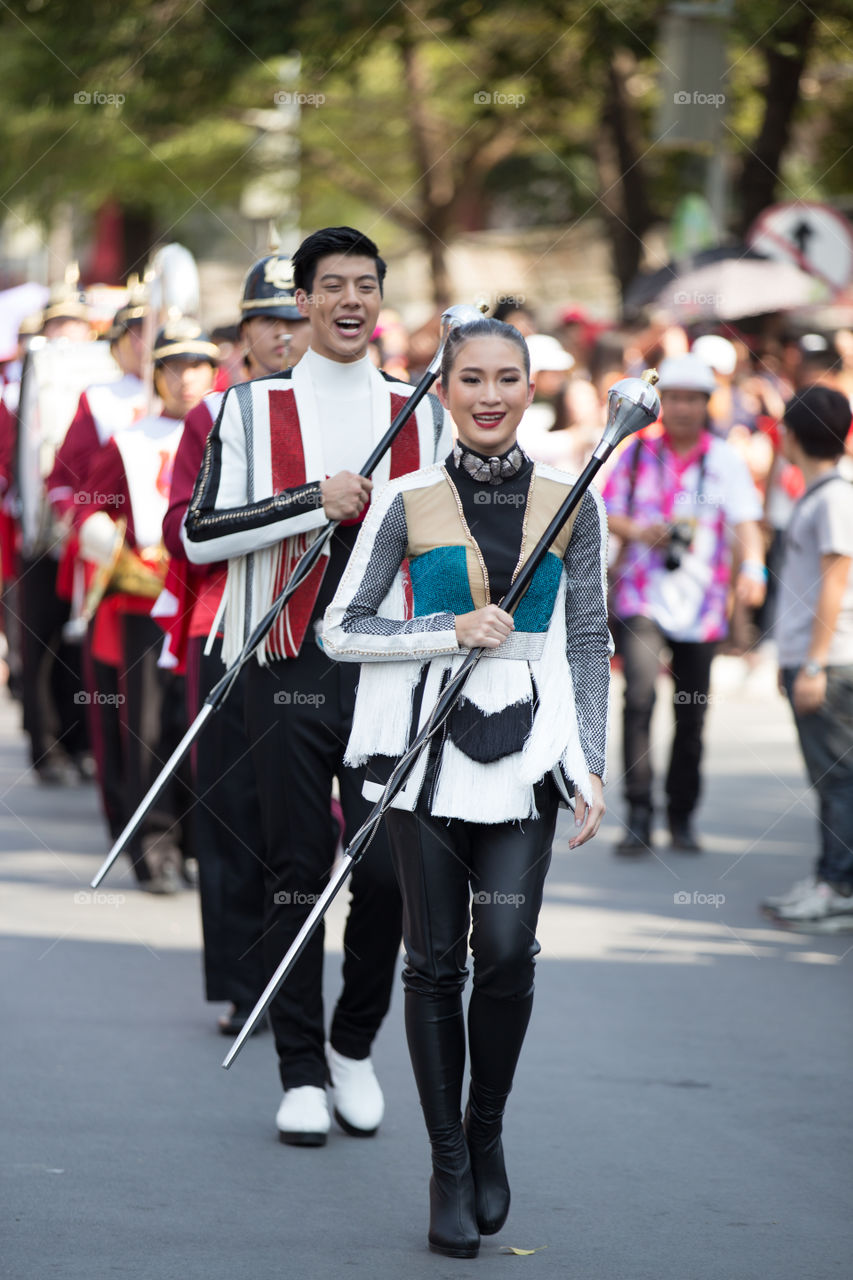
526, 333, 575, 375
691, 334, 737, 377
656, 354, 716, 395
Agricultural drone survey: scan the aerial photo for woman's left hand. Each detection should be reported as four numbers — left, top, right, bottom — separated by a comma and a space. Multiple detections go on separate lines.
570, 776, 605, 848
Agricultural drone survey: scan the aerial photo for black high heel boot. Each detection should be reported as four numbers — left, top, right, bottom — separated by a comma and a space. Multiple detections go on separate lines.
405, 990, 480, 1259
465, 988, 534, 1236
463, 1087, 510, 1235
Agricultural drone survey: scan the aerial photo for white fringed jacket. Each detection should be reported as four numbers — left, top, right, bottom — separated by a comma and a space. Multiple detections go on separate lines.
323, 459, 611, 824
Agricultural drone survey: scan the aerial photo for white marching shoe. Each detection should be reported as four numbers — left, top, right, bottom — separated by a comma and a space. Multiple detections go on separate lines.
326, 1043, 385, 1137
275, 1085, 330, 1147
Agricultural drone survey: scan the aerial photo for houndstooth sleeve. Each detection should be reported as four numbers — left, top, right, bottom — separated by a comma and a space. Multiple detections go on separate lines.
323, 484, 460, 662
563, 486, 612, 779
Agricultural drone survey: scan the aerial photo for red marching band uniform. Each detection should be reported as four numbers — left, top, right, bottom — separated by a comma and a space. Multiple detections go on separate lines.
76, 317, 219, 891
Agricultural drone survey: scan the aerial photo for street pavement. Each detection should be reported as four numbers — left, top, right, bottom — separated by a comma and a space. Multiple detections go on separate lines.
2, 654, 850, 1280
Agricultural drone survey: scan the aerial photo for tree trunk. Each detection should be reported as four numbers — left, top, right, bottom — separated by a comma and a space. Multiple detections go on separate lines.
398, 28, 454, 308
735, 10, 818, 237
122, 207, 157, 282
595, 50, 655, 308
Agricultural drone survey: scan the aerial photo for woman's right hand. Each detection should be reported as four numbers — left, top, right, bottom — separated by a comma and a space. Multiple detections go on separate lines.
454, 605, 514, 649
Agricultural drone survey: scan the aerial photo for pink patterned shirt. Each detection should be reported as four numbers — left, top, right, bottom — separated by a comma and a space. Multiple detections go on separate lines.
603, 429, 762, 641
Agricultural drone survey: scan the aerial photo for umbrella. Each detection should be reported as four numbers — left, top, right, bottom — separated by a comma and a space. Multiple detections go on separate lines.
625, 245, 831, 321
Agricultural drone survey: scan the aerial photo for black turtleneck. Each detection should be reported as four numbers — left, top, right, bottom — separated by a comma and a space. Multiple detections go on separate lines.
445, 444, 534, 604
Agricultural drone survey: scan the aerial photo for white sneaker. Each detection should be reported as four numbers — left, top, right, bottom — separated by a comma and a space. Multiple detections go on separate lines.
773, 881, 853, 924
275, 1086, 330, 1147
762, 876, 816, 911
326, 1043, 384, 1136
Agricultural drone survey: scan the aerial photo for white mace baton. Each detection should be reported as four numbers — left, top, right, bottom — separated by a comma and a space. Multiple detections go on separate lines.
90, 303, 485, 891
222, 368, 661, 1067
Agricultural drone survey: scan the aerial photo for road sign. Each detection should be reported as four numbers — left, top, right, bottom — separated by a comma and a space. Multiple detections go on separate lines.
748, 202, 853, 293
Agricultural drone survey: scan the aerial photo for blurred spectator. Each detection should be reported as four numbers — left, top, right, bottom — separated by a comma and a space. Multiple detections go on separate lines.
554, 305, 602, 379
211, 324, 244, 388
517, 334, 575, 468
371, 308, 410, 382
762, 386, 853, 931
493, 296, 536, 336
794, 332, 842, 391
603, 353, 766, 856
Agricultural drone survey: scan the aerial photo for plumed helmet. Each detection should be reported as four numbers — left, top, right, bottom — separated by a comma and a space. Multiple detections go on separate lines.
240, 255, 302, 321
42, 267, 91, 325
107, 276, 148, 341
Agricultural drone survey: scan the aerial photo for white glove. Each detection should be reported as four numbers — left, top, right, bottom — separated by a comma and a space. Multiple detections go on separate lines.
78, 511, 122, 567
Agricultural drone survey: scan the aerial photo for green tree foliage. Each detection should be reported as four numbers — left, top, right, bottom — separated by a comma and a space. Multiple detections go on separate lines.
2, 0, 853, 304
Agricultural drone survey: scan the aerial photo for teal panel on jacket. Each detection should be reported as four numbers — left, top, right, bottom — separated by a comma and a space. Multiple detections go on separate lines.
512, 552, 563, 632
409, 546, 562, 632
409, 546, 475, 616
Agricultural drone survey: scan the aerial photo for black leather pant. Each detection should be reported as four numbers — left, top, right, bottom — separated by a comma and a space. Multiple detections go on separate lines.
385, 776, 560, 1153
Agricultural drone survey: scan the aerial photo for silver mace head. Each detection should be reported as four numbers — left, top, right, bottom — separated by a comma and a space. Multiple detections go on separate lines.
598, 368, 661, 456
428, 302, 490, 374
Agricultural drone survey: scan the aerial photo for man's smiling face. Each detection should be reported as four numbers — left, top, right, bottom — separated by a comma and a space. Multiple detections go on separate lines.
296, 253, 382, 364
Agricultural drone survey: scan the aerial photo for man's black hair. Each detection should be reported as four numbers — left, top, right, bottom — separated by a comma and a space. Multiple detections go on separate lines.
292, 226, 386, 297
783, 385, 851, 460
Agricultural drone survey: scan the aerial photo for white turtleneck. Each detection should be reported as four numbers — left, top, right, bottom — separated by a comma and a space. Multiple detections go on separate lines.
302, 346, 375, 476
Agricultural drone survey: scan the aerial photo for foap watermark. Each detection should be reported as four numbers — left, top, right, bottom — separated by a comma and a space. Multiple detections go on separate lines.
73, 91, 125, 108
471, 890, 526, 907
74, 890, 126, 906
673, 491, 723, 507
274, 890, 321, 905
472, 490, 526, 507
672, 691, 717, 707
673, 90, 725, 108
474, 90, 525, 108
673, 890, 725, 909
273, 690, 325, 706
74, 491, 125, 506
672, 291, 723, 308
274, 90, 325, 108
74, 691, 126, 706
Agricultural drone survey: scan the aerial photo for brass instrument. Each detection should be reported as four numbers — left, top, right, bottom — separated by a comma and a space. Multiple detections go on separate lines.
63, 516, 168, 642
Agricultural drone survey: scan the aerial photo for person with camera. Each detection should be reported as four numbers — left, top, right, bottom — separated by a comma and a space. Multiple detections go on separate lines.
604, 353, 766, 854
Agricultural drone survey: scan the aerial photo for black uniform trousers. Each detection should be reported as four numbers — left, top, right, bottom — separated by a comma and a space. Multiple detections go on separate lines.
87, 649, 126, 840
244, 636, 402, 1091
117, 613, 194, 883
17, 554, 88, 766
187, 635, 266, 1009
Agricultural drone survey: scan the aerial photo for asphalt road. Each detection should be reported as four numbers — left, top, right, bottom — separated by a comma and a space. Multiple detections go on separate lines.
2, 655, 850, 1280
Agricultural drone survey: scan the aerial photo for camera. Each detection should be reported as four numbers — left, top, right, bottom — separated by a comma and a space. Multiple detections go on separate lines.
664, 520, 694, 571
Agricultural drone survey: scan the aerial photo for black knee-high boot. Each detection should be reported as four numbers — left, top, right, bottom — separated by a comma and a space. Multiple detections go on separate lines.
404, 990, 479, 1258
465, 988, 534, 1235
